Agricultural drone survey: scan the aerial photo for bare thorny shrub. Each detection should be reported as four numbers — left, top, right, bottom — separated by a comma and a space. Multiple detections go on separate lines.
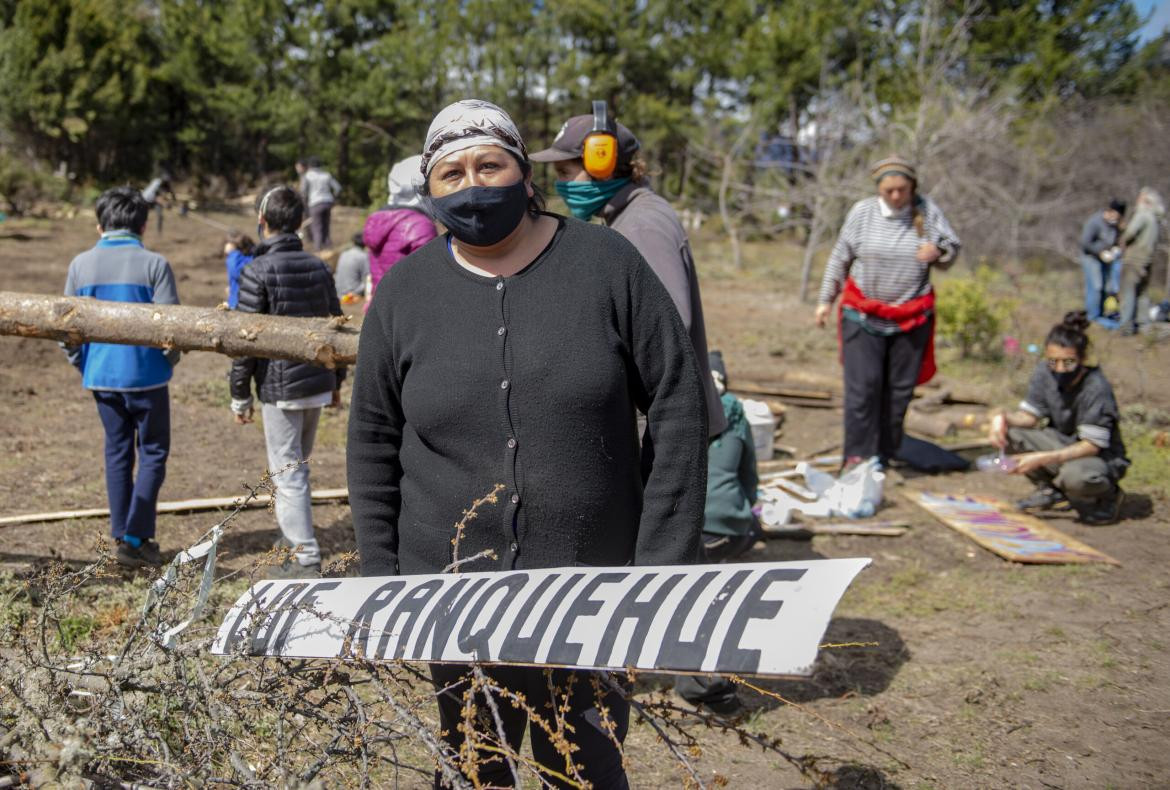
0, 479, 902, 788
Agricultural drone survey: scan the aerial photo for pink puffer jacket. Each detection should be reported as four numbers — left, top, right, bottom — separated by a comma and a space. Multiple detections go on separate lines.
363, 208, 436, 298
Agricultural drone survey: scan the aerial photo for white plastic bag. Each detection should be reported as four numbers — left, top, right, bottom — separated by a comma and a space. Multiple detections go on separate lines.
799, 458, 885, 519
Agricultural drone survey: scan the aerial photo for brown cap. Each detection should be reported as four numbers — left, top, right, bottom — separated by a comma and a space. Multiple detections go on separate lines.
530, 115, 641, 167
871, 155, 917, 184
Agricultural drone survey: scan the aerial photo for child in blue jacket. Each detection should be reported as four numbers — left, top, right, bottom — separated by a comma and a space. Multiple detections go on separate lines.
62, 187, 181, 567
223, 231, 255, 308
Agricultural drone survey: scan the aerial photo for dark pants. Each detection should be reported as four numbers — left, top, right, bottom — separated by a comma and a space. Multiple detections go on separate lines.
842, 318, 930, 462
93, 387, 170, 541
1007, 426, 1119, 501
674, 522, 763, 710
430, 664, 629, 789
309, 203, 332, 249
1119, 259, 1151, 334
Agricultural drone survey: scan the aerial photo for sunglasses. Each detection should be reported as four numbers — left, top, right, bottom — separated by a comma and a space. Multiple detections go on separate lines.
1045, 357, 1079, 372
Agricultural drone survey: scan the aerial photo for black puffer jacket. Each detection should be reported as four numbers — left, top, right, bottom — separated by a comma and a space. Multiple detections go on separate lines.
230, 233, 345, 404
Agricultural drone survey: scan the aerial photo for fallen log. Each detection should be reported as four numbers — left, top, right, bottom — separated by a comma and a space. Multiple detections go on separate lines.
903, 409, 957, 439
0, 488, 350, 528
0, 292, 359, 368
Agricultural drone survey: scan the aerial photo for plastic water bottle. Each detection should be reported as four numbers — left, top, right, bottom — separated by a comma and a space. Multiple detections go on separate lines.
976, 452, 1018, 473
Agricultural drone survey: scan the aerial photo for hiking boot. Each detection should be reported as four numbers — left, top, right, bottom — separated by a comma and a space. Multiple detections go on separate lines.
265, 558, 322, 580
1074, 488, 1125, 526
1016, 486, 1067, 511
115, 539, 163, 568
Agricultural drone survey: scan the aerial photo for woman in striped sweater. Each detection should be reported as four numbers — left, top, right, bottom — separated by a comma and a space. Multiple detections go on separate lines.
815, 156, 961, 469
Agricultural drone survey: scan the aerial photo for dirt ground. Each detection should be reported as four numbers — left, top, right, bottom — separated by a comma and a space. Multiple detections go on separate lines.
1, 207, 1168, 788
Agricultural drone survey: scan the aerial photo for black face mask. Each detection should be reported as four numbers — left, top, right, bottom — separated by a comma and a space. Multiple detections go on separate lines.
427, 181, 529, 246
1052, 368, 1080, 390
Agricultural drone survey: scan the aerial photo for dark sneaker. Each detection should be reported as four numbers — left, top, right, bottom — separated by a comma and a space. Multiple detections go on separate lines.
265, 559, 322, 580
115, 539, 163, 568
1074, 488, 1125, 526
1016, 486, 1067, 511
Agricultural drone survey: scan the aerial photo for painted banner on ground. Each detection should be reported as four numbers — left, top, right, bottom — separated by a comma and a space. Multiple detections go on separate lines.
211, 559, 871, 677
911, 491, 1120, 565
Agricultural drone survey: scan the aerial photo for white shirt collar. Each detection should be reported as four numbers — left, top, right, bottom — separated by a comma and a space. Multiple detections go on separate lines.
878, 197, 910, 218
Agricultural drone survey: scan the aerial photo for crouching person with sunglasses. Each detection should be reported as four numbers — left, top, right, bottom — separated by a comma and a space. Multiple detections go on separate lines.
988, 311, 1129, 525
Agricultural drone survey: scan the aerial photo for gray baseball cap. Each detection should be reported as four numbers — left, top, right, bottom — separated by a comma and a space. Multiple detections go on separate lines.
529, 115, 641, 165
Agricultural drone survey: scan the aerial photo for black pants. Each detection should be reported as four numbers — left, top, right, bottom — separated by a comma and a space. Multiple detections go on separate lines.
309, 203, 332, 249
430, 664, 630, 789
842, 318, 930, 462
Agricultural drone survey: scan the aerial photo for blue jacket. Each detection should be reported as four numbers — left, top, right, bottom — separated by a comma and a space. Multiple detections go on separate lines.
225, 249, 253, 309
63, 231, 180, 391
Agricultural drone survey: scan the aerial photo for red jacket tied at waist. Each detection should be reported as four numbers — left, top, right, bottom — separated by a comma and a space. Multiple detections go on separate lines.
839, 277, 937, 384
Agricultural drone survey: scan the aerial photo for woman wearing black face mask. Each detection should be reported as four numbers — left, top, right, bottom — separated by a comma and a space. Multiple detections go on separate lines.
987, 310, 1129, 525
347, 100, 707, 788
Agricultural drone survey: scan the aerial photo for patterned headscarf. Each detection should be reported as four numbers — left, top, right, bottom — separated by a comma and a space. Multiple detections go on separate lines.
420, 99, 528, 178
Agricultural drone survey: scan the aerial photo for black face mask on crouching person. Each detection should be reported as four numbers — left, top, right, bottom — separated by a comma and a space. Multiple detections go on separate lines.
1052, 368, 1081, 390
427, 180, 529, 247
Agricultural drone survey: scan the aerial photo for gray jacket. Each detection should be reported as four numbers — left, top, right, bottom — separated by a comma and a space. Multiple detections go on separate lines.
300, 168, 341, 208
1121, 206, 1160, 270
603, 183, 726, 437
1081, 211, 1120, 258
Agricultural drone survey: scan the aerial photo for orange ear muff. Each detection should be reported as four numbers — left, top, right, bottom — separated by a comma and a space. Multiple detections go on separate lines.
583, 100, 618, 179
583, 134, 618, 179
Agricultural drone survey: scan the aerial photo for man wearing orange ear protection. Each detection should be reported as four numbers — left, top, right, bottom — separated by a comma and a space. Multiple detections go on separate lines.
532, 106, 725, 440
533, 106, 743, 716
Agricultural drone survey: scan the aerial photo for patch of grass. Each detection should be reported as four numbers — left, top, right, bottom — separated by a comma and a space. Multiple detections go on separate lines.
1022, 670, 1063, 692
57, 614, 95, 651
1091, 639, 1119, 670
952, 744, 986, 770
840, 563, 997, 619
314, 406, 348, 449
1119, 424, 1170, 497
174, 377, 232, 409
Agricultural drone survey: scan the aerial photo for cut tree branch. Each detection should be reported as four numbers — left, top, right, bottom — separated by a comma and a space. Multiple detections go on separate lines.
0, 292, 359, 367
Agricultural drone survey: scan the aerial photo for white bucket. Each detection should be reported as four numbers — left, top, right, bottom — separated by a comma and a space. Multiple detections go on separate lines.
741, 399, 775, 461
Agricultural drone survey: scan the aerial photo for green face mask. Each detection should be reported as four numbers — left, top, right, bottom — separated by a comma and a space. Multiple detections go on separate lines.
555, 177, 630, 220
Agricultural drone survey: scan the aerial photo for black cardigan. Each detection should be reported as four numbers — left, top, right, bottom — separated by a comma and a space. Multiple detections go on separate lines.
347, 216, 708, 577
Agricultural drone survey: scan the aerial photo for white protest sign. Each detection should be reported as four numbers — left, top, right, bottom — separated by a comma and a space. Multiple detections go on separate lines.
212, 559, 870, 677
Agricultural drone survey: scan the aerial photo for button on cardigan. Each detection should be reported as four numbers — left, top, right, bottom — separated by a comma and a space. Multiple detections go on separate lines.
348, 216, 709, 577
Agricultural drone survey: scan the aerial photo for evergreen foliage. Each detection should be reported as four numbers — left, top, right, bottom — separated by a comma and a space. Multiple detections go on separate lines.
0, 0, 1159, 206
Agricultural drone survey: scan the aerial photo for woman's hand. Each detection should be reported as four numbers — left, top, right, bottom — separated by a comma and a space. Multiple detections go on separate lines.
916, 242, 941, 264
814, 303, 832, 328
1010, 451, 1052, 476
233, 406, 253, 425
988, 412, 1009, 449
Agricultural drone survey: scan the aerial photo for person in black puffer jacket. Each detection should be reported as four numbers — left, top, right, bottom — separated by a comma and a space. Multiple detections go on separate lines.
230, 185, 345, 577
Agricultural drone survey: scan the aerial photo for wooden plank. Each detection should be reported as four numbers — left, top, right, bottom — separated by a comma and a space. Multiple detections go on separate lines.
908, 490, 1120, 565
762, 520, 909, 538
939, 439, 993, 452
730, 382, 834, 401
0, 488, 350, 528
769, 478, 818, 502
811, 521, 909, 537
757, 454, 841, 474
